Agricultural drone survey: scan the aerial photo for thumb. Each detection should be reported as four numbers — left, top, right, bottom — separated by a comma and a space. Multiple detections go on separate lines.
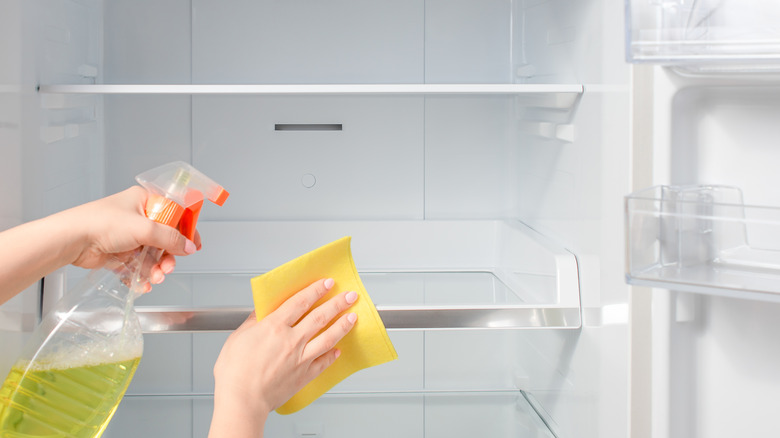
144, 221, 198, 256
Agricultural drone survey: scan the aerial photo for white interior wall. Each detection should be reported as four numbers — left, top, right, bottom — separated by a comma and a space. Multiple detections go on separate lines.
102, 0, 529, 221
0, 0, 34, 381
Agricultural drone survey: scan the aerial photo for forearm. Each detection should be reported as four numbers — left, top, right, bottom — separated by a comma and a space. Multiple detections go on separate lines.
0, 210, 84, 305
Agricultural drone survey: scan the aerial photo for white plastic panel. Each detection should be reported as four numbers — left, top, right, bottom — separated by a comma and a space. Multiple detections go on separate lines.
28, 0, 104, 215
1, 0, 42, 382
424, 331, 518, 390
191, 0, 423, 84
517, 0, 592, 83
103, 95, 192, 195
424, 96, 519, 219
138, 273, 529, 310
103, 0, 191, 84
0, 0, 23, 233
106, 392, 554, 438
670, 86, 780, 207
102, 397, 194, 438
125, 334, 194, 394
666, 294, 780, 438
176, 221, 575, 304
424, 0, 512, 83
192, 96, 424, 221
37, 0, 100, 85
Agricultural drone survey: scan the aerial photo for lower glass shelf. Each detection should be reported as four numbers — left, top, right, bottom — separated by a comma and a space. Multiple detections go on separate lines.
103, 390, 556, 438
136, 271, 580, 331
131, 220, 582, 330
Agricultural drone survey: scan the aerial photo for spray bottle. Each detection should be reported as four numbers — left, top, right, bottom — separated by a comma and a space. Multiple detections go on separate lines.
0, 161, 228, 438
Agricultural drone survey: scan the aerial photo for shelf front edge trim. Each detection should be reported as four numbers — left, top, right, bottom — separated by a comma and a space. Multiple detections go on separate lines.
137, 306, 582, 332
37, 84, 584, 95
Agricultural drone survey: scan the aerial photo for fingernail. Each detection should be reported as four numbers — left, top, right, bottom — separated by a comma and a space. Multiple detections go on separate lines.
334, 349, 341, 359
345, 291, 358, 304
324, 278, 335, 290
152, 271, 164, 284
347, 313, 357, 324
184, 239, 197, 255
162, 264, 174, 274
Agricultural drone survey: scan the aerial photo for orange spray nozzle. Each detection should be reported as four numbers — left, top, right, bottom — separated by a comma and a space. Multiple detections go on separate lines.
135, 161, 229, 237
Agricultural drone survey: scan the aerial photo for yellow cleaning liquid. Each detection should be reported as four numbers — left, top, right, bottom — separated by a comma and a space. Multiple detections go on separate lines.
0, 357, 140, 438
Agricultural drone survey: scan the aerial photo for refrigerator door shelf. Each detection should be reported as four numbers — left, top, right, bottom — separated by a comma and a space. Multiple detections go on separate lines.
626, 185, 780, 302
626, 0, 780, 73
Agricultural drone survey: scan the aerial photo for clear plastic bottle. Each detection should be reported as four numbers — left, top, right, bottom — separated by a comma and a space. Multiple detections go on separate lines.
0, 162, 228, 438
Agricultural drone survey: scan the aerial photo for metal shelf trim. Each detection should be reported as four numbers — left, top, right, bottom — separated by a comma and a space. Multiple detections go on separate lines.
136, 305, 582, 332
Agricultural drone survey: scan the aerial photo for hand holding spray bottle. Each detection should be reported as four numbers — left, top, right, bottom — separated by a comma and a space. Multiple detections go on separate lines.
0, 162, 228, 438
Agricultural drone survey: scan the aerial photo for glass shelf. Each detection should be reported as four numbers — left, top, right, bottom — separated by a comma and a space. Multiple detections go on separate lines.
133, 220, 582, 330
626, 185, 780, 302
36, 83, 584, 114
38, 83, 583, 95
626, 0, 780, 72
136, 272, 580, 331
104, 390, 556, 438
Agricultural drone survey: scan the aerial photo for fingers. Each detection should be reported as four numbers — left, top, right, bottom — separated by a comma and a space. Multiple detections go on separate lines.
159, 253, 176, 275
143, 221, 197, 257
301, 311, 357, 364
306, 348, 342, 381
193, 230, 202, 251
295, 290, 358, 340
273, 279, 335, 326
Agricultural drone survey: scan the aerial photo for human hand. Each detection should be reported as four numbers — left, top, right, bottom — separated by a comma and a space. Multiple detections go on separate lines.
208, 278, 358, 438
61, 186, 199, 286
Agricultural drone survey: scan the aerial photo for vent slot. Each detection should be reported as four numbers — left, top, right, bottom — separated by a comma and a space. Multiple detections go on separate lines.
275, 124, 343, 131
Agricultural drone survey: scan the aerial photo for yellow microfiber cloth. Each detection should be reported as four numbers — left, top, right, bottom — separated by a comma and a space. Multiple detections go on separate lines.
250, 236, 398, 415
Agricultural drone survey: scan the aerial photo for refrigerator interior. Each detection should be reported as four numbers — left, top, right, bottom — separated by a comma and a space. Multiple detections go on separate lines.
3, 0, 632, 437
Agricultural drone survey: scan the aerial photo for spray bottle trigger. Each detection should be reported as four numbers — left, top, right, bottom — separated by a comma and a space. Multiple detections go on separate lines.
178, 200, 203, 242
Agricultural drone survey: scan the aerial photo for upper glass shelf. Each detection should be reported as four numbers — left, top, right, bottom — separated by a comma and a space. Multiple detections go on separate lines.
36, 84, 584, 112
38, 83, 583, 95
626, 185, 780, 302
626, 0, 780, 73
